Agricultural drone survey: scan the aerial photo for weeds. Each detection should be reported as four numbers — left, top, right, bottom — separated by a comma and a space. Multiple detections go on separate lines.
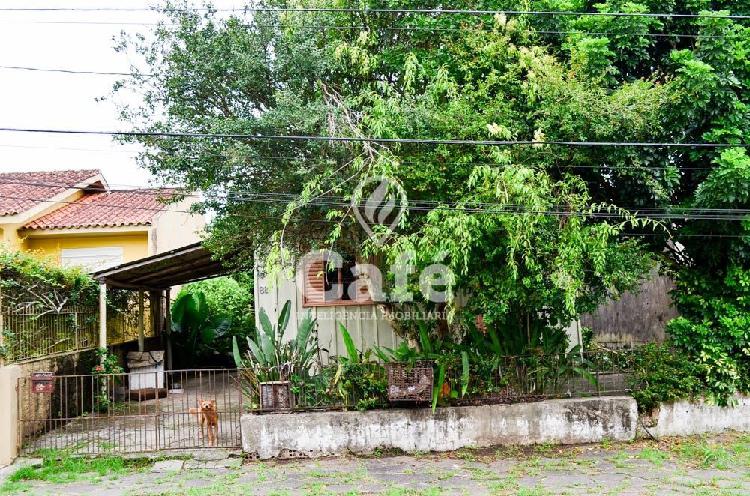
0, 449, 146, 494
638, 447, 670, 467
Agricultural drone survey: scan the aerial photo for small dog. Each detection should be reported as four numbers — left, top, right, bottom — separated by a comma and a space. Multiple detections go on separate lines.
189, 399, 218, 446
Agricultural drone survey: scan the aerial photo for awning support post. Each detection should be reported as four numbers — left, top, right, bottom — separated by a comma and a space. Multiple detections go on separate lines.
165, 289, 172, 370
98, 282, 108, 356
138, 289, 145, 352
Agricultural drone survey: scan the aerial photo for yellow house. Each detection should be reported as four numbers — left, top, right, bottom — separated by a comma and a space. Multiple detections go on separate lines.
0, 169, 205, 271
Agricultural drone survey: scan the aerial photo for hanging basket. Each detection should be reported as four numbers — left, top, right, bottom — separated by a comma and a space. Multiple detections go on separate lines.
260, 381, 293, 411
385, 361, 434, 404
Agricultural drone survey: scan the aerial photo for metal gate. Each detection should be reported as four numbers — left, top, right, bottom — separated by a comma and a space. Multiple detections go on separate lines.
18, 369, 244, 454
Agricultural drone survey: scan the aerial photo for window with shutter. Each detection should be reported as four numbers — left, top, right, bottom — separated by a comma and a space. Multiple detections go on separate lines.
302, 255, 374, 307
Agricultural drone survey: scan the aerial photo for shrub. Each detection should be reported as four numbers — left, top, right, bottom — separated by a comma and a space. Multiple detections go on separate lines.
173, 275, 254, 364
628, 343, 704, 413
0, 248, 97, 311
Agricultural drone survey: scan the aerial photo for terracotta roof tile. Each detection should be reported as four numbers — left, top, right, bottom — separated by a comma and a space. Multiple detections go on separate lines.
0, 169, 101, 216
24, 189, 176, 230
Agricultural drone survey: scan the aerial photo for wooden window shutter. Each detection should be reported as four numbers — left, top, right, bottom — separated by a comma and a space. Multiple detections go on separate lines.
303, 258, 326, 306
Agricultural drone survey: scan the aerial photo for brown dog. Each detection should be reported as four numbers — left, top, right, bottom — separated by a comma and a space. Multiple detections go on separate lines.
189, 399, 218, 446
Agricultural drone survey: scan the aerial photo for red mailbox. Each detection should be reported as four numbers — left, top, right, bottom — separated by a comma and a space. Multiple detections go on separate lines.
31, 372, 55, 394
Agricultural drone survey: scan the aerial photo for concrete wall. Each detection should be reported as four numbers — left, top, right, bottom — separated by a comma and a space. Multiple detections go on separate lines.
0, 365, 22, 466
581, 270, 677, 346
241, 396, 638, 459
151, 197, 205, 255
641, 395, 750, 439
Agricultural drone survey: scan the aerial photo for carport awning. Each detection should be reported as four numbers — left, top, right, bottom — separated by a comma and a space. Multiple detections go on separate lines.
93, 242, 228, 289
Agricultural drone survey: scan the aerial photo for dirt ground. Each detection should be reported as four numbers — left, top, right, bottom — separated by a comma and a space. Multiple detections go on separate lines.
3, 432, 750, 495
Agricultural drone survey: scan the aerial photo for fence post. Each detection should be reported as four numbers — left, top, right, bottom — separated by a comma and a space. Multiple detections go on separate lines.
0, 365, 22, 465
73, 310, 79, 352
165, 289, 172, 371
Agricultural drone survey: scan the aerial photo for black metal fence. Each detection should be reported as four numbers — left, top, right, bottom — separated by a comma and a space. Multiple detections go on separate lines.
16, 349, 637, 455
18, 369, 242, 454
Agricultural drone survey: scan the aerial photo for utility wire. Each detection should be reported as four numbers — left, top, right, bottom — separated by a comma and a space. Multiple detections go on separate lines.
0, 127, 747, 149
0, 177, 738, 212
1, 19, 744, 40
0, 145, 717, 170
0, 7, 748, 19
0, 143, 142, 153
0, 65, 152, 77
0, 184, 748, 221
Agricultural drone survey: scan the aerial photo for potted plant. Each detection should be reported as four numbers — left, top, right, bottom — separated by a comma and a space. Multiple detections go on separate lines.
233, 301, 318, 411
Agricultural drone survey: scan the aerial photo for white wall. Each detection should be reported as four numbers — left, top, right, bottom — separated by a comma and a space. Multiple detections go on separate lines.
254, 261, 400, 361
242, 396, 639, 459
151, 197, 206, 255
643, 395, 750, 439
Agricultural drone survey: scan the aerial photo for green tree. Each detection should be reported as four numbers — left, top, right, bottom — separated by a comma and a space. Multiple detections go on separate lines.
115, 1, 750, 358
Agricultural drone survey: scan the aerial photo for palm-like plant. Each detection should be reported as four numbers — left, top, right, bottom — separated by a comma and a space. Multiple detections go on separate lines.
170, 291, 231, 364
232, 300, 318, 384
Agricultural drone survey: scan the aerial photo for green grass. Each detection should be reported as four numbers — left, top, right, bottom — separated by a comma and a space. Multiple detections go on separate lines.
676, 440, 733, 469
382, 487, 443, 496
516, 486, 552, 496
465, 465, 503, 481
609, 450, 632, 469
486, 475, 520, 494
0, 449, 147, 494
638, 447, 670, 467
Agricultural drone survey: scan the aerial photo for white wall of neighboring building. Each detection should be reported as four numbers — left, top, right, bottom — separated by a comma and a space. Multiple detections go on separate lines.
150, 197, 206, 255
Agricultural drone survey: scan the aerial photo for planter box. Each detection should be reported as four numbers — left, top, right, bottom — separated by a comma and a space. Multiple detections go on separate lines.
260, 381, 293, 411
386, 361, 433, 404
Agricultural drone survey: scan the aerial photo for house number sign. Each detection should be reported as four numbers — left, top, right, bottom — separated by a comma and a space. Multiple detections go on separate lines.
31, 372, 55, 394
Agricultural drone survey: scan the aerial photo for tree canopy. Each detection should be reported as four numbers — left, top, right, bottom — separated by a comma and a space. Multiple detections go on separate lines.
116, 1, 750, 346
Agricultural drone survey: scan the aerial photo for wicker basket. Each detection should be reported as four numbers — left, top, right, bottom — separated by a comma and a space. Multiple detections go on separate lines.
386, 361, 434, 403
260, 381, 293, 410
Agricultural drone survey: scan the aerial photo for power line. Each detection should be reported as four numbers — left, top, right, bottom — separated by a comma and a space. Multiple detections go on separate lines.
0, 145, 718, 170
1, 7, 749, 20
0, 65, 151, 77
0, 127, 747, 149
0, 178, 735, 211
0, 143, 142, 154
1, 182, 747, 221
1, 19, 744, 40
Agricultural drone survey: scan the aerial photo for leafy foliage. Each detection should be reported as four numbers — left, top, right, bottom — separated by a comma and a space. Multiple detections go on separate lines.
331, 324, 388, 410
628, 343, 705, 413
170, 290, 231, 366
233, 300, 319, 404
0, 248, 97, 312
116, 1, 750, 406
174, 275, 254, 362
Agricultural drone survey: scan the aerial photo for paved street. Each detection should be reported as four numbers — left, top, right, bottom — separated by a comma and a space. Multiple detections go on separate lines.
2, 433, 750, 495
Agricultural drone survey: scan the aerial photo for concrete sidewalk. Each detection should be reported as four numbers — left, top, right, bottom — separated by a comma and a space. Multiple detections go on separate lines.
2, 433, 749, 495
